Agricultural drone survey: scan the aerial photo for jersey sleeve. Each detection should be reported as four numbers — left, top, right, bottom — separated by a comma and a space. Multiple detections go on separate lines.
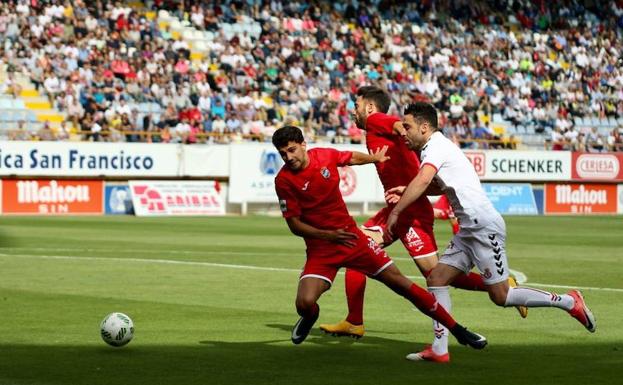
275, 175, 301, 218
419, 142, 446, 173
366, 112, 400, 135
321, 147, 353, 167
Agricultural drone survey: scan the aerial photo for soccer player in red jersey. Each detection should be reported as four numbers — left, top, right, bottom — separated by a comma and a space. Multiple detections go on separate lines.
272, 125, 487, 351
319, 86, 525, 362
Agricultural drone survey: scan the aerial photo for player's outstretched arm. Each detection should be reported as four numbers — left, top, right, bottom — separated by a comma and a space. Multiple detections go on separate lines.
349, 145, 389, 166
285, 216, 359, 247
386, 164, 437, 237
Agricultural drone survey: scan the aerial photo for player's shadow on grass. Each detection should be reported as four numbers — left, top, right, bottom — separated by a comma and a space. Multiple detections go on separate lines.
261, 323, 402, 345
0, 341, 620, 385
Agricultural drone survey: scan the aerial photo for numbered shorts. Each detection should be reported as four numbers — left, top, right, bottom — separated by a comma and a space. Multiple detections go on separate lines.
362, 207, 437, 259
439, 217, 509, 285
301, 228, 394, 285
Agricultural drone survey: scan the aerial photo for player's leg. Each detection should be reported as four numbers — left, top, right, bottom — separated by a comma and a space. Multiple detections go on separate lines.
487, 281, 595, 332
470, 225, 595, 332
409, 261, 465, 361
319, 212, 388, 338
292, 276, 331, 344
400, 223, 462, 361
343, 230, 487, 350
374, 263, 487, 350
318, 268, 366, 337
416, 222, 527, 317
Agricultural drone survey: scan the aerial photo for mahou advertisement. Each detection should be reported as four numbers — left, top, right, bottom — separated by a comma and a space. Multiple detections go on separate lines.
2, 179, 103, 214
544, 183, 618, 214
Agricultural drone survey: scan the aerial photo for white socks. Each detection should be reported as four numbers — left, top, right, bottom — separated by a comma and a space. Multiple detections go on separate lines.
428, 286, 450, 355
504, 286, 574, 310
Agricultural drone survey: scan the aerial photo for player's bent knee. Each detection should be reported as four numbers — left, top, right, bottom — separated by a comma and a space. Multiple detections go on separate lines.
295, 296, 317, 314
426, 271, 446, 287
487, 289, 508, 306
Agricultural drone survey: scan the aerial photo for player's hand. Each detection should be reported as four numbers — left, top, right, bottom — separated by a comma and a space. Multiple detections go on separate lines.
384, 186, 406, 204
370, 145, 390, 163
384, 211, 400, 243
324, 229, 359, 248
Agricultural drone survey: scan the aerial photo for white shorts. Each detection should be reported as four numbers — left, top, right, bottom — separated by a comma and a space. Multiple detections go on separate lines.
439, 215, 509, 285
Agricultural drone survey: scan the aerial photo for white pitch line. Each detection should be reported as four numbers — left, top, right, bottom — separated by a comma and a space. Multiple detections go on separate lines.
0, 253, 301, 273
1, 252, 621, 293
0, 246, 434, 262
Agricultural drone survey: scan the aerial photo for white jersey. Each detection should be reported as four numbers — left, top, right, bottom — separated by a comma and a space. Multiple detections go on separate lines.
420, 132, 499, 226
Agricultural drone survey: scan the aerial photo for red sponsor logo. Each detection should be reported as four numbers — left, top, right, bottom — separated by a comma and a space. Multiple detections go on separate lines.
338, 166, 357, 196
2, 180, 103, 214
575, 154, 620, 179
132, 184, 166, 213
572, 152, 623, 181
545, 183, 617, 214
131, 182, 223, 215
464, 151, 486, 177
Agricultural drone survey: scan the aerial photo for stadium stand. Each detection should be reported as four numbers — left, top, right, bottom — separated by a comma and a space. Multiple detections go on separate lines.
0, 0, 622, 151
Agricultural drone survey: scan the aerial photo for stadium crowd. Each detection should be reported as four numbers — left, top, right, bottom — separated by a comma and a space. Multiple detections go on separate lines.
1, 0, 623, 151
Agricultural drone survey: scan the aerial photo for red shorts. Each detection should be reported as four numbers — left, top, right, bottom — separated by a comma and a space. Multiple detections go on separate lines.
362, 207, 438, 259
301, 227, 393, 285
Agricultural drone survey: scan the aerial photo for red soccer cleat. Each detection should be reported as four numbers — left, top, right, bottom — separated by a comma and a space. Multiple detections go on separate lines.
405, 345, 450, 363
567, 290, 596, 333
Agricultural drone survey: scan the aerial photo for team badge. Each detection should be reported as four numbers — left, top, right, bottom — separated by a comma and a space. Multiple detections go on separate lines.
279, 199, 287, 212
320, 167, 330, 179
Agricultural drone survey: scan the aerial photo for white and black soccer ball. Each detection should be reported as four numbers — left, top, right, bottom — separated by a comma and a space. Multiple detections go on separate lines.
100, 312, 134, 347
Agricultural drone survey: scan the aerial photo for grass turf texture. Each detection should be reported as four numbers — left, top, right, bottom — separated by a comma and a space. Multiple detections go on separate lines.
0, 215, 621, 385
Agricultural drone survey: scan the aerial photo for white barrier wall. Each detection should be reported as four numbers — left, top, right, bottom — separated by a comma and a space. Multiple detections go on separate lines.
2, 141, 621, 215
0, 141, 182, 176
228, 143, 384, 204
465, 150, 571, 180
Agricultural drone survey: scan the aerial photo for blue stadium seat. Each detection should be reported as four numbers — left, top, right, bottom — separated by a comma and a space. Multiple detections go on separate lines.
26, 110, 38, 123
0, 99, 12, 109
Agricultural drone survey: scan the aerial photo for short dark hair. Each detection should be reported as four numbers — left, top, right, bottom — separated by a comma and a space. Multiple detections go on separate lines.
356, 86, 391, 113
403, 102, 439, 131
272, 125, 304, 148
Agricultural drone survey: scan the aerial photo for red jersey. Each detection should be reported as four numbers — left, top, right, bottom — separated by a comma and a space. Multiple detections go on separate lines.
275, 148, 356, 249
365, 112, 433, 222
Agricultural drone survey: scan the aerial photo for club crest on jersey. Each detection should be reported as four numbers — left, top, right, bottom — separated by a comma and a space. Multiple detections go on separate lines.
320, 167, 330, 179
279, 199, 287, 212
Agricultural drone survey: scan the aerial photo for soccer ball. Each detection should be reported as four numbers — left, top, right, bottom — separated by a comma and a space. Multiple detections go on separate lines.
100, 312, 134, 347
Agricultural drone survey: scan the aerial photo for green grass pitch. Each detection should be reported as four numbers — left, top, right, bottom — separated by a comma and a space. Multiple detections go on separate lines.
0, 215, 621, 385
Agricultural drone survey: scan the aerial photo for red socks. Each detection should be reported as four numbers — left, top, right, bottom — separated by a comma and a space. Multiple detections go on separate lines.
344, 269, 366, 325
451, 272, 487, 291
423, 268, 486, 291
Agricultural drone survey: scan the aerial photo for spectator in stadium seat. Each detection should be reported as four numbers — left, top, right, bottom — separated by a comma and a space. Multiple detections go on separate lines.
586, 127, 605, 153
550, 127, 566, 151
57, 120, 71, 141
8, 120, 31, 141
37, 121, 56, 141
4, 0, 622, 146
607, 127, 623, 152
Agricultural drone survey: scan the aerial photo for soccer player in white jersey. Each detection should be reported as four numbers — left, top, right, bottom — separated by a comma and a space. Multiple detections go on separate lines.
385, 102, 596, 361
